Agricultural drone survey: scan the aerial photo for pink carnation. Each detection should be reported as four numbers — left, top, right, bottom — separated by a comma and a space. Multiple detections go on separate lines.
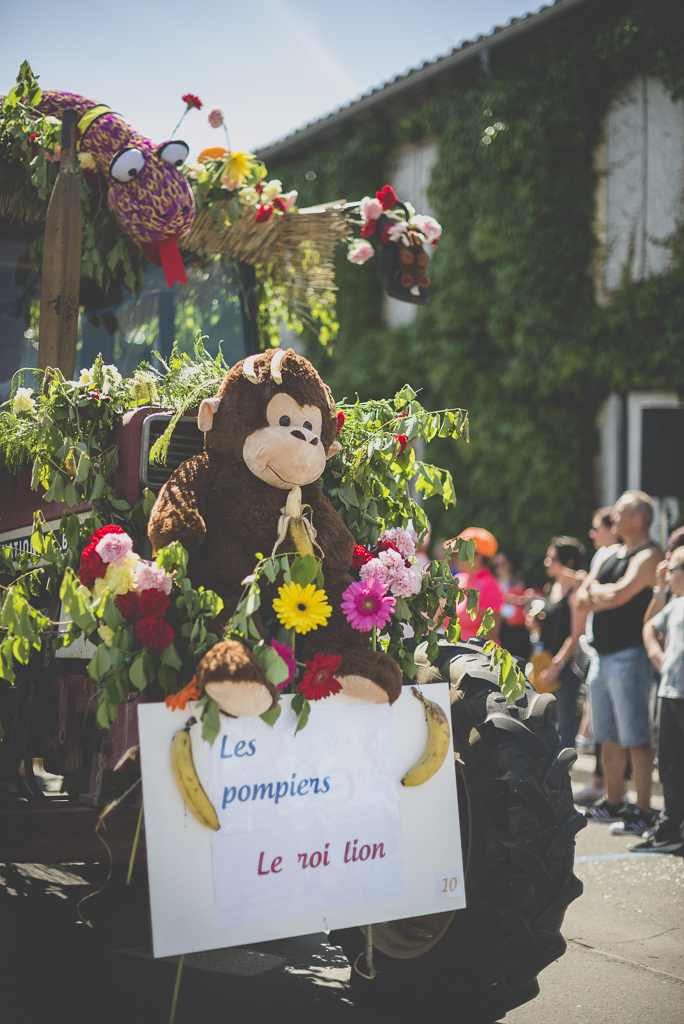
207, 107, 224, 128
380, 527, 416, 561
95, 532, 133, 566
360, 196, 383, 222
385, 221, 408, 243
134, 560, 172, 595
387, 562, 422, 598
341, 578, 395, 632
347, 240, 374, 265
413, 214, 442, 243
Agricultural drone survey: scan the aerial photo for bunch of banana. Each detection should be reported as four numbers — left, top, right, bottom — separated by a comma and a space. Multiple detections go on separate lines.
401, 687, 452, 787
171, 726, 220, 830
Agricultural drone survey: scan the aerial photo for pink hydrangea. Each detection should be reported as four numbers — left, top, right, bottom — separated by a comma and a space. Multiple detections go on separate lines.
134, 560, 172, 595
341, 578, 395, 632
360, 548, 422, 599
360, 196, 383, 222
380, 527, 416, 561
207, 107, 224, 128
347, 240, 375, 265
269, 639, 296, 688
95, 532, 133, 566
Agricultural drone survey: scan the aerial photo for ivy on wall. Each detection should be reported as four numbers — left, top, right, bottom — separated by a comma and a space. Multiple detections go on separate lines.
271, 1, 684, 580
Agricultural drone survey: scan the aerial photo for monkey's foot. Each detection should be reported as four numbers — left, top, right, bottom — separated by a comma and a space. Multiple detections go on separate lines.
335, 648, 403, 705
197, 640, 278, 717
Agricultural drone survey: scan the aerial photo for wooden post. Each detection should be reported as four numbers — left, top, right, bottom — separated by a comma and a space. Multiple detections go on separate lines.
38, 108, 82, 379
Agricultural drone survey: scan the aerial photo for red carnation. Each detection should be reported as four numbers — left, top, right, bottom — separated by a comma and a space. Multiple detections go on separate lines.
273, 196, 287, 212
380, 225, 393, 245
117, 591, 141, 621
90, 525, 124, 543
298, 653, 342, 701
182, 93, 202, 110
351, 544, 373, 571
254, 205, 274, 223
377, 539, 400, 555
376, 184, 398, 210
138, 588, 170, 618
135, 617, 175, 654
394, 433, 408, 455
361, 219, 377, 238
255, 181, 265, 195
336, 411, 345, 435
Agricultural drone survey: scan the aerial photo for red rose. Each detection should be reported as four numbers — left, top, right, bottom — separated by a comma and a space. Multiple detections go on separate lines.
376, 184, 398, 210
181, 93, 202, 110
360, 219, 377, 238
273, 196, 287, 212
254, 205, 274, 223
138, 589, 170, 618
298, 653, 342, 701
336, 411, 345, 435
351, 544, 373, 571
135, 617, 175, 654
117, 591, 141, 621
394, 433, 408, 455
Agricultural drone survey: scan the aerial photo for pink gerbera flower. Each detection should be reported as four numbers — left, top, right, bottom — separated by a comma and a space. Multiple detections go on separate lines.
341, 578, 395, 632
269, 639, 296, 689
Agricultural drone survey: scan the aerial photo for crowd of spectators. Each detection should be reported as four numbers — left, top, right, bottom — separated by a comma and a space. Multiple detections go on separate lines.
435, 489, 684, 857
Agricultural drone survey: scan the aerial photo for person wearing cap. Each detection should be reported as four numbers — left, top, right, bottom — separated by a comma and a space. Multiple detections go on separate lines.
449, 527, 504, 643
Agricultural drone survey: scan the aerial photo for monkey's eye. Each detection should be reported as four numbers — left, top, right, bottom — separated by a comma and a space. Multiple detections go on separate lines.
279, 415, 291, 427
303, 420, 313, 431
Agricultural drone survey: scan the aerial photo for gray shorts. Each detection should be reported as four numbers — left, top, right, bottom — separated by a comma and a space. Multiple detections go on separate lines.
587, 645, 652, 748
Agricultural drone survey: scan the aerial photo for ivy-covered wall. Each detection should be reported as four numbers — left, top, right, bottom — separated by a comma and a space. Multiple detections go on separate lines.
270, 1, 684, 579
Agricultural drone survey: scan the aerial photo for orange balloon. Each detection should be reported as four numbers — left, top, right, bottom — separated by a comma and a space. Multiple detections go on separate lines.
198, 146, 228, 164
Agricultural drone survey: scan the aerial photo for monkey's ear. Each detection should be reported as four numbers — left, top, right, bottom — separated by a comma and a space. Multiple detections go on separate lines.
326, 440, 342, 459
198, 396, 221, 432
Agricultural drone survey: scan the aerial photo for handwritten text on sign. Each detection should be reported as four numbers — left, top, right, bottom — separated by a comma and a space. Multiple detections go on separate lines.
206, 703, 404, 929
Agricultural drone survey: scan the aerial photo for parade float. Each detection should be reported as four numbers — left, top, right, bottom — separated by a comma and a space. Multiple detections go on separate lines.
0, 62, 584, 1022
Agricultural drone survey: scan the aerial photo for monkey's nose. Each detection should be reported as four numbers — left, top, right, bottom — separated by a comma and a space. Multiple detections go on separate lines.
290, 430, 307, 442
309, 437, 319, 446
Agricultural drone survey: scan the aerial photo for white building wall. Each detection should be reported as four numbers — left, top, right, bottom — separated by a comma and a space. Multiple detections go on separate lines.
601, 76, 684, 294
385, 140, 438, 328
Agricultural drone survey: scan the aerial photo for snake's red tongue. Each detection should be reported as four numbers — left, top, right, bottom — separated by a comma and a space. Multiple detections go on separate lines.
139, 236, 187, 288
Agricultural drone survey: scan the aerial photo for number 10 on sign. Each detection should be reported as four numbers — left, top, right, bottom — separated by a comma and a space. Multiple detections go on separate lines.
436, 871, 459, 899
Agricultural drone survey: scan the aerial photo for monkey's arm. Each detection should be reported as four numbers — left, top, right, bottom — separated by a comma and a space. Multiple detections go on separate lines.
148, 453, 211, 556
306, 487, 355, 573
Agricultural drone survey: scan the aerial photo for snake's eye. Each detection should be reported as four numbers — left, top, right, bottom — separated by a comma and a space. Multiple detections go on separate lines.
109, 147, 146, 182
157, 140, 190, 169
279, 415, 291, 427
303, 420, 313, 431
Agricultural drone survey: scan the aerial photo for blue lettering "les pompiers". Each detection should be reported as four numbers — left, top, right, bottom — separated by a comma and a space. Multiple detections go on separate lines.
222, 773, 330, 808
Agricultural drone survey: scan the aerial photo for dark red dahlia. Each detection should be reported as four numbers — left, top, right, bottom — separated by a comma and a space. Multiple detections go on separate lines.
138, 589, 170, 618
117, 591, 141, 621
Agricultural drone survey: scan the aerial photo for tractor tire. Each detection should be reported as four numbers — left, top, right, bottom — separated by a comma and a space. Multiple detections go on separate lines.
330, 637, 586, 1022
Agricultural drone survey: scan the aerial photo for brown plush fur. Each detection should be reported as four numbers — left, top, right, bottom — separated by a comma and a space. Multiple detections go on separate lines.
148, 349, 403, 709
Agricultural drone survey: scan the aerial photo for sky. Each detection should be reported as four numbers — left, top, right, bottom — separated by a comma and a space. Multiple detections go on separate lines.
3, 0, 542, 158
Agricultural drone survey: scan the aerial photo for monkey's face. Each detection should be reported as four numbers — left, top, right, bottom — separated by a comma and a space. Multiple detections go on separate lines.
243, 393, 337, 489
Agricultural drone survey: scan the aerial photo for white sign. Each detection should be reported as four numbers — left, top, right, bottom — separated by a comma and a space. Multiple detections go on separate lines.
138, 684, 465, 958
206, 705, 403, 928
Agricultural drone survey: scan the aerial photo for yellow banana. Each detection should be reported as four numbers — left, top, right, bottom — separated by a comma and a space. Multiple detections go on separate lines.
286, 486, 315, 557
171, 728, 220, 830
401, 687, 451, 787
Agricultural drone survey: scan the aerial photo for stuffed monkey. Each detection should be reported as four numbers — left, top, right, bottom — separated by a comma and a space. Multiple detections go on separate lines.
148, 349, 403, 717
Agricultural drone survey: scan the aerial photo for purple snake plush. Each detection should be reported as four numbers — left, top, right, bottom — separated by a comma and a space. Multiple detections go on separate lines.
37, 91, 195, 286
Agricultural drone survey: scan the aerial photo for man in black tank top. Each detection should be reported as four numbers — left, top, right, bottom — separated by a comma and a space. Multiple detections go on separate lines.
575, 491, 662, 833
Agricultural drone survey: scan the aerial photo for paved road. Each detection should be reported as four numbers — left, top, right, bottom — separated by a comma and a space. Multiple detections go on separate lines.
2, 756, 682, 1024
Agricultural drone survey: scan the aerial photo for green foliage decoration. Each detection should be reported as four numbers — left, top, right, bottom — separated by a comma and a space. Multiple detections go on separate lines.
269, 1, 684, 581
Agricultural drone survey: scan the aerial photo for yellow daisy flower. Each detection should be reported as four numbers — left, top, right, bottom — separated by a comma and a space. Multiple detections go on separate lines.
221, 149, 256, 191
273, 582, 331, 634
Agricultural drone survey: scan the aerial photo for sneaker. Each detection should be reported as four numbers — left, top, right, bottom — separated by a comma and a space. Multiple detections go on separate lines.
628, 829, 684, 854
573, 779, 605, 806
609, 807, 657, 835
585, 798, 631, 823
